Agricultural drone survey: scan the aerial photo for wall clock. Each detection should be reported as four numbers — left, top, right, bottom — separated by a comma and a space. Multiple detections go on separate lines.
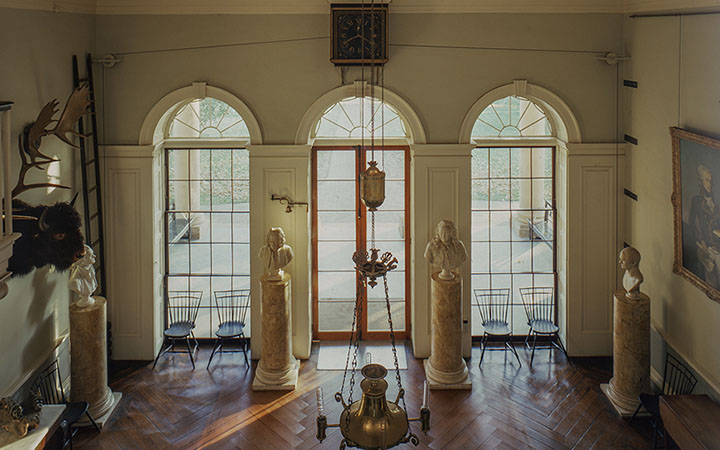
331, 3, 388, 65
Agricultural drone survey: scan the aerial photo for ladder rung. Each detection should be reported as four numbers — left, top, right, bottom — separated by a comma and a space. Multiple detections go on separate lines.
91, 239, 101, 247
78, 77, 89, 82
90, 212, 99, 220
86, 159, 95, 165
88, 186, 97, 193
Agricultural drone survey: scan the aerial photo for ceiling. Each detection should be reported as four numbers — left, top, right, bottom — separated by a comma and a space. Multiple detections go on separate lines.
1, 0, 718, 15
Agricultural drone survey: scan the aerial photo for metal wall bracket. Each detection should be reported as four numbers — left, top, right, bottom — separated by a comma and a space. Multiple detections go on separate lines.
270, 194, 308, 213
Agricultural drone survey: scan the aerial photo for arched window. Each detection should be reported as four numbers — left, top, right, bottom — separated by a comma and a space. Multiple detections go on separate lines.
164, 98, 250, 338
313, 97, 409, 139
471, 96, 551, 138
168, 98, 250, 138
470, 96, 556, 339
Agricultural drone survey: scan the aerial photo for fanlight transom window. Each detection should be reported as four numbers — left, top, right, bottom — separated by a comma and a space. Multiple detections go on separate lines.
471, 96, 552, 138
313, 97, 408, 139
168, 98, 250, 138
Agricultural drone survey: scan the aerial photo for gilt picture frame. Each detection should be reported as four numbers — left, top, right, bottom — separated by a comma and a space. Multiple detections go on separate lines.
671, 126, 720, 303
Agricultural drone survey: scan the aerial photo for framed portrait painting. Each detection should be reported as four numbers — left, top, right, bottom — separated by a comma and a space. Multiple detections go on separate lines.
671, 127, 720, 303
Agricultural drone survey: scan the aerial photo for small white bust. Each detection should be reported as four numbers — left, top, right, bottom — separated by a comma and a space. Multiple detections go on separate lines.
68, 244, 97, 307
259, 228, 294, 280
619, 246, 643, 299
424, 220, 468, 280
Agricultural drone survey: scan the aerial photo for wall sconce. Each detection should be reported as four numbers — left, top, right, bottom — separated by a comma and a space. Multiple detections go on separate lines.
270, 194, 308, 213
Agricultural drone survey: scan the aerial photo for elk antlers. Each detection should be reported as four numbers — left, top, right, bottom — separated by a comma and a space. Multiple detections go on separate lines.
12, 85, 92, 198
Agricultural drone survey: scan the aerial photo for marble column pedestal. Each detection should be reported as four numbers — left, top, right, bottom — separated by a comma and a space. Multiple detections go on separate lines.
69, 296, 121, 428
424, 272, 471, 390
601, 291, 651, 418
253, 273, 299, 391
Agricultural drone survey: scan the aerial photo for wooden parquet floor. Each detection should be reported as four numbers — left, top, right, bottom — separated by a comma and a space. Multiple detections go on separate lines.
74, 342, 655, 450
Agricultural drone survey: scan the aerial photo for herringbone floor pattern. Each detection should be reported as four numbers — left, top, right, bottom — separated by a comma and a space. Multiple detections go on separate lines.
74, 342, 655, 449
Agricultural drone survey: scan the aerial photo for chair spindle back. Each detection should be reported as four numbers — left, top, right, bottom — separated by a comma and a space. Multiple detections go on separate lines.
167, 290, 203, 326
214, 289, 251, 325
473, 288, 510, 325
519, 287, 555, 323
662, 353, 698, 396
32, 360, 66, 405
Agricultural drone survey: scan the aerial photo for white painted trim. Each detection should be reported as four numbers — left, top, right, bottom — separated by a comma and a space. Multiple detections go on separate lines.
472, 137, 563, 148
311, 138, 410, 147
162, 138, 251, 149
101, 145, 155, 158
0, 0, 96, 13
567, 142, 626, 156
410, 144, 475, 157
295, 82, 427, 145
138, 82, 263, 146
651, 320, 720, 396
247, 145, 311, 158
459, 82, 582, 144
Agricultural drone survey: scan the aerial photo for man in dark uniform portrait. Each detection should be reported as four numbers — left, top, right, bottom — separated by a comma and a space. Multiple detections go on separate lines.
688, 164, 720, 289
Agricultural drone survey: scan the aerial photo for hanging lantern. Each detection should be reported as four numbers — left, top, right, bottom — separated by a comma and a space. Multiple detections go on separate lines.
360, 160, 385, 211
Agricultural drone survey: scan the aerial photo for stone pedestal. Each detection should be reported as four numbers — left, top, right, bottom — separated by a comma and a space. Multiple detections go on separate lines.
424, 272, 470, 390
253, 273, 299, 391
601, 291, 651, 417
69, 296, 121, 428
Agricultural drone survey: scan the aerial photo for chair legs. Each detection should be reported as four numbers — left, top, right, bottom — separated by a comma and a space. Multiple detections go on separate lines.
629, 404, 642, 425
479, 333, 521, 367
529, 332, 538, 366
207, 335, 250, 370
479, 333, 488, 365
152, 337, 198, 370
85, 411, 101, 433
504, 334, 522, 367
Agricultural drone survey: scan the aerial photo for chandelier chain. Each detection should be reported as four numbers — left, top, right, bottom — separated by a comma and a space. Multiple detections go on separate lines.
383, 275, 407, 414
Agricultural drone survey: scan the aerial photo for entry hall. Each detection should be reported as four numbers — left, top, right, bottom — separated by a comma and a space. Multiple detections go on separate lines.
1, 1, 720, 449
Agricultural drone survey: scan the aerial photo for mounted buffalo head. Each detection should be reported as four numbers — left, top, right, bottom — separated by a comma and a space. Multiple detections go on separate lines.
9, 197, 84, 276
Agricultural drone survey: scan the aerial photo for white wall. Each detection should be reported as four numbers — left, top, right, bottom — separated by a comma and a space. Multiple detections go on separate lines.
624, 14, 720, 396
94, 13, 623, 145
0, 8, 95, 394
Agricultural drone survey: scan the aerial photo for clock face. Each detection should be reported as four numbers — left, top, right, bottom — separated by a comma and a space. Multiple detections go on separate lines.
331, 6, 387, 64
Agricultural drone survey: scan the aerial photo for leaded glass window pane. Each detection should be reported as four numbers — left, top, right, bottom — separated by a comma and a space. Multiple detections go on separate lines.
471, 96, 552, 138
313, 97, 409, 139
168, 98, 250, 139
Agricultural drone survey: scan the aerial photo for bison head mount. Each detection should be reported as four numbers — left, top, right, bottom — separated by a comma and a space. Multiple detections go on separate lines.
9, 197, 84, 276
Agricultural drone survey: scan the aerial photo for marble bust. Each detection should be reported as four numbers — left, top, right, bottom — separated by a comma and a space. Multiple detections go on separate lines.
424, 220, 468, 280
259, 228, 294, 280
68, 244, 97, 307
619, 246, 644, 299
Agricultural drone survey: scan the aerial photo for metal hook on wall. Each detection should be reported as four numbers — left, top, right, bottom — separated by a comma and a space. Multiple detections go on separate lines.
270, 194, 308, 213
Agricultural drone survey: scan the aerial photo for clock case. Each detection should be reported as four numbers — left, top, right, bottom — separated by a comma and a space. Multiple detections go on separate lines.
331, 3, 389, 66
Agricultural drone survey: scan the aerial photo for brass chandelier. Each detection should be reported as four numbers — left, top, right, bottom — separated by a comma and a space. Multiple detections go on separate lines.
315, 1, 430, 448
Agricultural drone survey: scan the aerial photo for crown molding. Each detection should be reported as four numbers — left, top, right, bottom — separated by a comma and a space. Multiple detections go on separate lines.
1, 0, 717, 15
0, 0, 95, 14
626, 0, 720, 13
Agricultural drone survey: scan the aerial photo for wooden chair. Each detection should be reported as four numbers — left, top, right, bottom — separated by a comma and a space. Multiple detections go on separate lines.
629, 353, 698, 449
473, 288, 521, 367
519, 286, 568, 366
207, 289, 251, 370
32, 360, 100, 449
152, 290, 203, 370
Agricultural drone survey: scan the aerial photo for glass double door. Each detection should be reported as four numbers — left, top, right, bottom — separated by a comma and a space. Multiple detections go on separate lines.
312, 146, 409, 340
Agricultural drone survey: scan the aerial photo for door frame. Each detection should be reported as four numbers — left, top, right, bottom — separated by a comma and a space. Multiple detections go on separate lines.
311, 145, 411, 340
